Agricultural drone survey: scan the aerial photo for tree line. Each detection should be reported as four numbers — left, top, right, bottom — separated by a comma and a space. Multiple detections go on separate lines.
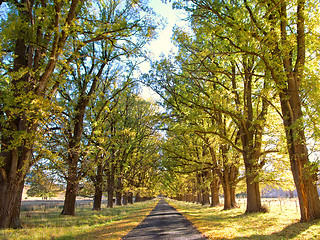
143, 0, 320, 223
0, 0, 161, 229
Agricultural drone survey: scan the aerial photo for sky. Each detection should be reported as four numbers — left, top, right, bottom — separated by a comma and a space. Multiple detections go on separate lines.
139, 0, 187, 101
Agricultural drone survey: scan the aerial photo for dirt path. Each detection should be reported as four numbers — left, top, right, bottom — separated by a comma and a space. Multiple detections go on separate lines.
122, 198, 208, 240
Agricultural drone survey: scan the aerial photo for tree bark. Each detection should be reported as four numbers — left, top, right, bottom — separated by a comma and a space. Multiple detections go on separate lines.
128, 192, 133, 204
279, 91, 320, 221
116, 192, 122, 206
0, 178, 25, 229
135, 192, 142, 202
61, 164, 79, 216
276, 0, 320, 222
210, 173, 220, 207
0, 125, 33, 228
107, 167, 115, 208
201, 170, 210, 205
93, 162, 103, 211
123, 192, 128, 205
93, 188, 103, 211
116, 177, 122, 206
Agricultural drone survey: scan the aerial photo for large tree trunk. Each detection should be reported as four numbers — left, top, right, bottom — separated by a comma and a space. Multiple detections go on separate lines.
128, 192, 133, 204
222, 182, 232, 210
231, 185, 236, 207
0, 130, 33, 229
123, 192, 128, 205
116, 192, 122, 206
107, 188, 114, 208
201, 170, 210, 205
210, 174, 220, 207
135, 192, 142, 202
276, 0, 320, 222
93, 188, 103, 211
279, 91, 320, 221
0, 178, 25, 229
116, 177, 122, 206
208, 145, 239, 209
106, 156, 116, 208
61, 164, 79, 216
243, 159, 262, 212
245, 161, 261, 212
202, 191, 210, 205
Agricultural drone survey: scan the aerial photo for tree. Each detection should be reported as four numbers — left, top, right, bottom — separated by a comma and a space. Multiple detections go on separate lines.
0, 0, 83, 228
46, 0, 156, 215
181, 0, 320, 222
26, 162, 62, 199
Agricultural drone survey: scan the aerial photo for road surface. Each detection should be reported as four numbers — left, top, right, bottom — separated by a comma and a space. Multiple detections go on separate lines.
122, 198, 208, 240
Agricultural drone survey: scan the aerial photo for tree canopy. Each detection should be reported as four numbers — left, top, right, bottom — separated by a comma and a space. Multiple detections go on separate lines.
1, 0, 320, 229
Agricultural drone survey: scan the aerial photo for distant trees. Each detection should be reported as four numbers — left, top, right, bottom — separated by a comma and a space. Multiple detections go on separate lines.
26, 162, 62, 199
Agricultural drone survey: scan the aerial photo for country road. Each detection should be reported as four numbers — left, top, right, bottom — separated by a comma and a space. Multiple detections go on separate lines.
122, 198, 207, 240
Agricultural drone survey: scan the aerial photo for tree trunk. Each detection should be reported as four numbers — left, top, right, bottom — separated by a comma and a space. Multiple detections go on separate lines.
93, 188, 103, 211
128, 192, 133, 204
0, 137, 32, 229
222, 183, 232, 210
201, 170, 210, 205
106, 160, 115, 208
197, 191, 201, 204
92, 161, 103, 211
116, 177, 122, 206
245, 163, 261, 212
135, 192, 141, 202
61, 164, 79, 216
107, 188, 114, 208
116, 192, 122, 206
210, 175, 220, 207
123, 192, 128, 205
231, 185, 237, 207
280, 91, 320, 221
275, 0, 320, 222
202, 191, 210, 205
0, 179, 25, 229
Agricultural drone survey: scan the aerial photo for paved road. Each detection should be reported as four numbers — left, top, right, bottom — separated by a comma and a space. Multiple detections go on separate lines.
122, 198, 208, 240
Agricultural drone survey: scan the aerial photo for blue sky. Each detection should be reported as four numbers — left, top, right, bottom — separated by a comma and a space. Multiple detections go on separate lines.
139, 0, 188, 100
147, 0, 187, 58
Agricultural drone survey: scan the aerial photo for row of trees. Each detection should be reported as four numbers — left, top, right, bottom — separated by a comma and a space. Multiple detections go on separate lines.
0, 0, 161, 229
144, 0, 320, 222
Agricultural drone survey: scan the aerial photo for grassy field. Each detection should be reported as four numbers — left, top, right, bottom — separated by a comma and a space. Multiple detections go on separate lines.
0, 199, 158, 240
167, 198, 320, 239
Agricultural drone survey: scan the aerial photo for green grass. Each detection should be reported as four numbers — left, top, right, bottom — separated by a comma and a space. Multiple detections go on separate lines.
0, 199, 158, 240
3, 198, 320, 240
167, 198, 320, 240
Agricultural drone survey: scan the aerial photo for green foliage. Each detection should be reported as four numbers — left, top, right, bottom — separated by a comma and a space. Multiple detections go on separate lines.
26, 163, 62, 198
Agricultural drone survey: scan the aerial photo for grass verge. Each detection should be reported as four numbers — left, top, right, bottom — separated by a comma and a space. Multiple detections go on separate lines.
0, 199, 158, 240
166, 198, 320, 240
